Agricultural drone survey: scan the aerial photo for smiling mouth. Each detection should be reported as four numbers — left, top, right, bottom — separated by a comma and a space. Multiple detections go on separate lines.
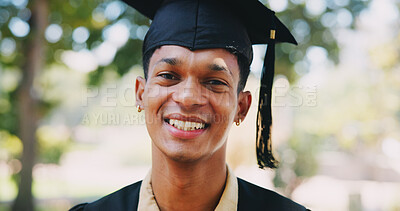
165, 118, 209, 131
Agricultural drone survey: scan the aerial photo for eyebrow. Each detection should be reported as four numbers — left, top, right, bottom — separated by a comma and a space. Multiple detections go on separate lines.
208, 63, 233, 76
154, 57, 233, 76
155, 57, 181, 66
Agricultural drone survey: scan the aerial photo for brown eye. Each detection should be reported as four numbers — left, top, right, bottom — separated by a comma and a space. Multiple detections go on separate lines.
159, 73, 179, 80
206, 80, 227, 86
204, 79, 230, 93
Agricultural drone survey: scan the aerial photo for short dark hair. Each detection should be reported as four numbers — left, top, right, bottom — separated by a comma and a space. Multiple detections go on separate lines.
142, 47, 251, 93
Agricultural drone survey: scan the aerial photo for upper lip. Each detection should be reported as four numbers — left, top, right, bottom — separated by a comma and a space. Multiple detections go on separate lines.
164, 113, 208, 124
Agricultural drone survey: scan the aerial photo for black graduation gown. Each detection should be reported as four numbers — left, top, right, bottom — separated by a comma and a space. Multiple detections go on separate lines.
70, 178, 308, 211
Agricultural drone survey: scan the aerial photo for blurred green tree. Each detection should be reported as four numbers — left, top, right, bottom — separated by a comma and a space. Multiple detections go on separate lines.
268, 0, 372, 197
272, 0, 370, 81
0, 0, 146, 210
271, 0, 400, 200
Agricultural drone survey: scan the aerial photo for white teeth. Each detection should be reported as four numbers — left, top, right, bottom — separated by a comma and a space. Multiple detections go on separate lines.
168, 119, 206, 131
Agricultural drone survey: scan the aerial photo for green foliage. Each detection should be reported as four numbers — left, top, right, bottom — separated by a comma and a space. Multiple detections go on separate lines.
0, 67, 20, 134
36, 126, 71, 164
0, 130, 22, 160
272, 0, 371, 81
273, 134, 319, 195
268, 0, 375, 194
114, 39, 143, 75
0, 0, 146, 148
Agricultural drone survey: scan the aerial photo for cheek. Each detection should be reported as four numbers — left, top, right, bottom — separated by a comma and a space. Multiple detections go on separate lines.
143, 85, 170, 129
209, 93, 237, 124
143, 86, 167, 137
144, 85, 160, 102
143, 85, 168, 109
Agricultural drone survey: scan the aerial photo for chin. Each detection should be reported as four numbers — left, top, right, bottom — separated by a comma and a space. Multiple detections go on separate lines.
169, 154, 203, 163
161, 144, 206, 163
159, 138, 227, 164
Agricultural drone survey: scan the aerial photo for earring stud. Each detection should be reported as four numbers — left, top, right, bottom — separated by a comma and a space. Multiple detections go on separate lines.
235, 119, 242, 126
137, 105, 142, 112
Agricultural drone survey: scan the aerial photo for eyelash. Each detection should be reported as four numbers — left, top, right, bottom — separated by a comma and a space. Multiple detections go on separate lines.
157, 72, 229, 90
205, 79, 228, 86
158, 73, 179, 80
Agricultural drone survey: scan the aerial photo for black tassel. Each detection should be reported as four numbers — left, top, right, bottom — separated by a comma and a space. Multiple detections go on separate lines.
256, 38, 278, 169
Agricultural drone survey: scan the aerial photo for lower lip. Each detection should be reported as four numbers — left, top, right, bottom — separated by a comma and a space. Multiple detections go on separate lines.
164, 121, 207, 139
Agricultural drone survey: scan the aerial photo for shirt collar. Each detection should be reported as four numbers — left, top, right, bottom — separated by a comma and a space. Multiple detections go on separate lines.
138, 165, 238, 211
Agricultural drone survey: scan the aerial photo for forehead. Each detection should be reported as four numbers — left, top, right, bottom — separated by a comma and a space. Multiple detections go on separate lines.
149, 45, 239, 71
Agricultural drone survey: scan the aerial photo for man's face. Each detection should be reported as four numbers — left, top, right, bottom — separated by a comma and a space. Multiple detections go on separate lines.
136, 45, 251, 162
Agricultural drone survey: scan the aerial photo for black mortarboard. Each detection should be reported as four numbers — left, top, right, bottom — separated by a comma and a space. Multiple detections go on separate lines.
123, 0, 297, 169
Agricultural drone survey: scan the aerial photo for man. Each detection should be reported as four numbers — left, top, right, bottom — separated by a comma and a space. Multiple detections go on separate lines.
70, 0, 309, 210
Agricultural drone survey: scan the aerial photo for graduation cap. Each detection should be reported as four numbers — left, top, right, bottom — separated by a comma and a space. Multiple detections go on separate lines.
123, 0, 297, 169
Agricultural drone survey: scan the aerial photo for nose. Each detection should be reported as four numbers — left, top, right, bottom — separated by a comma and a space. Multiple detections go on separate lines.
172, 77, 207, 109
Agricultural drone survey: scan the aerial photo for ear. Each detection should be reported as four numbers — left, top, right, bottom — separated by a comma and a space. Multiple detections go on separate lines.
236, 91, 252, 122
135, 76, 146, 108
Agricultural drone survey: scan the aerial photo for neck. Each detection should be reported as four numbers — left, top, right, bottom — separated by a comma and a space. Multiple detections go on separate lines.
151, 144, 227, 211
